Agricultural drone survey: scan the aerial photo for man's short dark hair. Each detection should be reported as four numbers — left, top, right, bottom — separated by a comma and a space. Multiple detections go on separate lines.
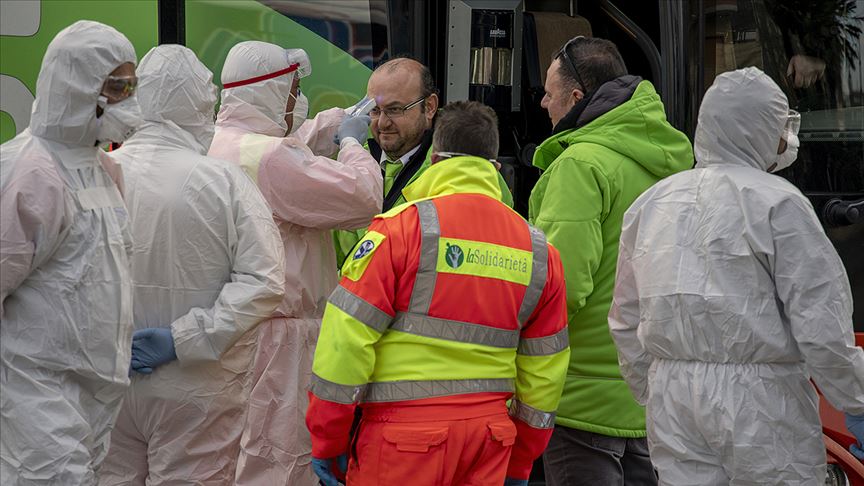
433, 101, 499, 160
554, 37, 627, 93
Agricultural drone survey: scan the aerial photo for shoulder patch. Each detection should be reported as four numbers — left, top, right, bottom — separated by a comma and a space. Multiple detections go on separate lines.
341, 231, 387, 282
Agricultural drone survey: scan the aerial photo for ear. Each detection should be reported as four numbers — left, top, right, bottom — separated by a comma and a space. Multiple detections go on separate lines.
425, 93, 439, 121
430, 152, 442, 164
570, 88, 584, 105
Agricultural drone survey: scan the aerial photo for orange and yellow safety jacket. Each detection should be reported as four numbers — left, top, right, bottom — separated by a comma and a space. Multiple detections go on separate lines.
306, 156, 570, 479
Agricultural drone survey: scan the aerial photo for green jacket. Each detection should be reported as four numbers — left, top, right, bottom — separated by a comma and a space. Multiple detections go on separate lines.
529, 77, 693, 437
334, 142, 514, 266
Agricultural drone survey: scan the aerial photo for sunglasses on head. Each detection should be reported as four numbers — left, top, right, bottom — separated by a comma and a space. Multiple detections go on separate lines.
556, 36, 587, 92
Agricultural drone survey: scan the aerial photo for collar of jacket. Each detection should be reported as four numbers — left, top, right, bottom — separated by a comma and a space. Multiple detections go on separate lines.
553, 74, 642, 135
368, 129, 435, 210
402, 155, 503, 202
534, 75, 644, 171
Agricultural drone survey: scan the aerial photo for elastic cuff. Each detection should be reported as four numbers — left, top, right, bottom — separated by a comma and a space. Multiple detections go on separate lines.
340, 137, 360, 150
311, 433, 350, 459
506, 458, 533, 480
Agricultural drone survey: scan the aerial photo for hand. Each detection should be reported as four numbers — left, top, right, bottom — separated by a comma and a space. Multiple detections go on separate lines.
311, 454, 347, 486
846, 413, 864, 459
130, 327, 177, 374
786, 54, 825, 88
504, 478, 529, 486
335, 114, 371, 145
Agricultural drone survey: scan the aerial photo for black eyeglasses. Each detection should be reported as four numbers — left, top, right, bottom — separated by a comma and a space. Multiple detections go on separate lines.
370, 96, 426, 120
555, 36, 587, 91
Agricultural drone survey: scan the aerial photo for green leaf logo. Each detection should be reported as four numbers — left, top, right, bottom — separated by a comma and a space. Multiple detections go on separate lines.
445, 243, 464, 269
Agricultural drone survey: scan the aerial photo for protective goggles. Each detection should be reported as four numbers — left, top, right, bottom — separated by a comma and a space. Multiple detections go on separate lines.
784, 110, 801, 137
555, 36, 588, 91
101, 75, 138, 102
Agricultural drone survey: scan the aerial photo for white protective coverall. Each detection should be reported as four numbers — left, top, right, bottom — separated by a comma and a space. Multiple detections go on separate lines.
0, 21, 136, 484
209, 41, 382, 485
99, 45, 286, 485
609, 67, 864, 485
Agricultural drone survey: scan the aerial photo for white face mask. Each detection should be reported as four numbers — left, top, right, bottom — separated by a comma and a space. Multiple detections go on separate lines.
284, 91, 309, 135
771, 131, 800, 173
97, 95, 142, 144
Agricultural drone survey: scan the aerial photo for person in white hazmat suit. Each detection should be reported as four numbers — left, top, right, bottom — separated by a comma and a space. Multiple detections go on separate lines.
609, 66, 864, 485
208, 41, 382, 485
0, 20, 140, 484
97, 45, 286, 485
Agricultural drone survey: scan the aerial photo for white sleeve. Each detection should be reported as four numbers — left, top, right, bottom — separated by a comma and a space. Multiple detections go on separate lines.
295, 107, 346, 157
772, 197, 864, 415
608, 206, 652, 405
170, 167, 285, 364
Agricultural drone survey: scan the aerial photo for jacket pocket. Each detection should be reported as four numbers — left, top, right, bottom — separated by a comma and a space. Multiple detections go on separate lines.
487, 419, 517, 446
380, 424, 449, 485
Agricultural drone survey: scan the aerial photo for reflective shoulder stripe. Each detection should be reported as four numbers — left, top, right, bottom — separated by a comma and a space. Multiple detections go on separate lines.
310, 373, 367, 404
329, 285, 392, 333
517, 327, 569, 356
391, 312, 519, 348
408, 200, 440, 314
364, 378, 514, 403
517, 225, 548, 325
509, 399, 556, 429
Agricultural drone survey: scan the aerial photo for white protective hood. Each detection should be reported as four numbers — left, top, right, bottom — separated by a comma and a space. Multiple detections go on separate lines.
29, 20, 137, 147
694, 67, 788, 171
136, 44, 218, 152
217, 41, 311, 137
610, 66, 864, 484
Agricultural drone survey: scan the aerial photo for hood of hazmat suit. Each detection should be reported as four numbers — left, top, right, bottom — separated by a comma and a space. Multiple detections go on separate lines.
0, 20, 136, 484
100, 44, 286, 483
209, 40, 382, 485
609, 67, 864, 484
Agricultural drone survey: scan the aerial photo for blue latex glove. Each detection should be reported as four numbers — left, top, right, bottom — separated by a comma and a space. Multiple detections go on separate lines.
504, 478, 528, 486
846, 413, 864, 459
312, 454, 347, 486
130, 328, 177, 374
334, 114, 371, 145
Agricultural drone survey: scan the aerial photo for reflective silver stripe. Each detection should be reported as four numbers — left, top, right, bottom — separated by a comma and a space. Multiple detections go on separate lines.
517, 327, 569, 356
329, 285, 392, 333
364, 378, 514, 403
392, 312, 519, 348
517, 225, 548, 325
408, 200, 440, 314
509, 399, 556, 429
310, 373, 367, 404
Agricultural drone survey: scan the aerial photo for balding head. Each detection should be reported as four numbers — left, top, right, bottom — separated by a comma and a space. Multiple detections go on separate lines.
367, 57, 439, 159
371, 58, 435, 99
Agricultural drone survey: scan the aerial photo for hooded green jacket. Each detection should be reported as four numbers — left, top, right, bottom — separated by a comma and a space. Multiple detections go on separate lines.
529, 77, 693, 437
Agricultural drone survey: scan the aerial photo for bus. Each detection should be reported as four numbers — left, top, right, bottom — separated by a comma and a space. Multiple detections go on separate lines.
2, 1, 862, 483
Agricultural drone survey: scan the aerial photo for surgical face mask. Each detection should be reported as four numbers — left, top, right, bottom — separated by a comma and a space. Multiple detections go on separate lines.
771, 110, 801, 173
97, 95, 142, 144
284, 91, 308, 135
771, 131, 800, 173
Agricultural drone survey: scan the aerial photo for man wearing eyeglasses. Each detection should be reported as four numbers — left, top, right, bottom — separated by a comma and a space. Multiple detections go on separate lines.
334, 57, 514, 266
529, 36, 693, 485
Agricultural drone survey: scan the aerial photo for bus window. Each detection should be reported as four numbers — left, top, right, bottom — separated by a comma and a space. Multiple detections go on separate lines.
185, 0, 385, 116
688, 0, 864, 328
